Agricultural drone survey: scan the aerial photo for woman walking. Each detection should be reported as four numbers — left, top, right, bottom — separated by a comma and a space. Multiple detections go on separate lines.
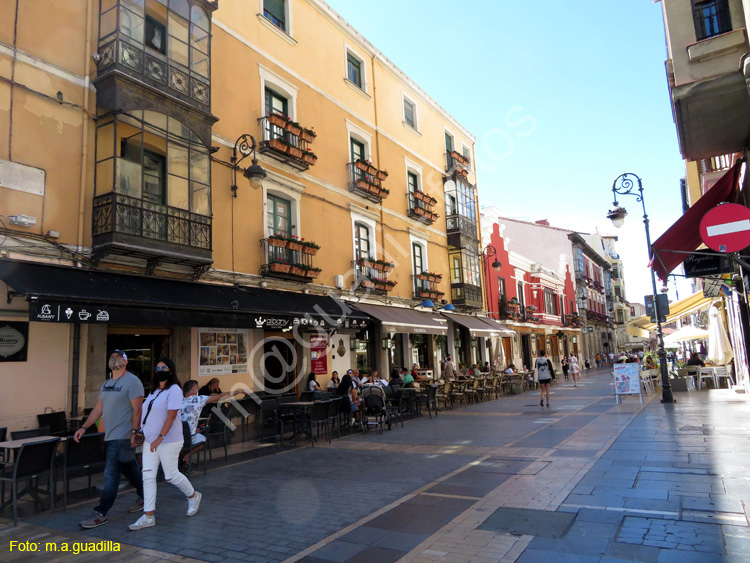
561, 356, 569, 381
129, 358, 201, 530
535, 350, 553, 408
569, 354, 580, 387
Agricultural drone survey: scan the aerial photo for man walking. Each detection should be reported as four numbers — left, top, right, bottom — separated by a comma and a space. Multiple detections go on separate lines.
75, 350, 145, 528
443, 355, 455, 380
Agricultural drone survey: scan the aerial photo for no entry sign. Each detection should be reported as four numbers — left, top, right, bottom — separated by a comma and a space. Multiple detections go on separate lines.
700, 203, 750, 253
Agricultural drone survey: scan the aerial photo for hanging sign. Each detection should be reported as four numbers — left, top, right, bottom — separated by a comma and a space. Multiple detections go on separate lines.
310, 335, 328, 375
0, 322, 29, 362
684, 253, 734, 278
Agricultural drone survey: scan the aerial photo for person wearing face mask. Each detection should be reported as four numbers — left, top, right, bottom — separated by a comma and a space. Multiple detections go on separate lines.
75, 350, 145, 529
129, 358, 201, 530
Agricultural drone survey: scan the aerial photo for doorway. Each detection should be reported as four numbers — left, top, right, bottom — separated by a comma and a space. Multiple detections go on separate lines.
261, 336, 298, 393
107, 331, 171, 392
521, 334, 532, 371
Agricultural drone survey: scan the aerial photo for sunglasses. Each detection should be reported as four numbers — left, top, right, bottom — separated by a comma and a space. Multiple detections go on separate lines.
155, 365, 170, 371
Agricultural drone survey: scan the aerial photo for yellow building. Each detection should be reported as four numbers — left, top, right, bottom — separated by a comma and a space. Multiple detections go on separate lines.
0, 0, 488, 431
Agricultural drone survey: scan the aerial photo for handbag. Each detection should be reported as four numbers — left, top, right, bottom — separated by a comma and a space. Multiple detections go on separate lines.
134, 389, 164, 446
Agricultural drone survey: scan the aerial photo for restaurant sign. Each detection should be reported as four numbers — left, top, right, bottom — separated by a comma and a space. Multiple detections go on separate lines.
613, 363, 642, 404
30, 302, 112, 323
310, 335, 328, 374
198, 328, 249, 376
683, 253, 734, 278
0, 322, 28, 362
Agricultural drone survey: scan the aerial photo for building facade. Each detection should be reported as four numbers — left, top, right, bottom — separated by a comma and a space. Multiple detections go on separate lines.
0, 0, 489, 431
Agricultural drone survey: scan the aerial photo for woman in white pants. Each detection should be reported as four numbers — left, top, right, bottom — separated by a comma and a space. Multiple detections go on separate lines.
129, 358, 201, 530
569, 355, 580, 387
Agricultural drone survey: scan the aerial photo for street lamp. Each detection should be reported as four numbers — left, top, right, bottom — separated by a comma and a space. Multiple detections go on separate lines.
483, 245, 502, 273
231, 134, 267, 197
607, 173, 674, 403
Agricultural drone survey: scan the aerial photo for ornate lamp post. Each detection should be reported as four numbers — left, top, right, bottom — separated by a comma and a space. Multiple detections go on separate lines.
607, 173, 674, 403
231, 134, 267, 197
483, 244, 502, 273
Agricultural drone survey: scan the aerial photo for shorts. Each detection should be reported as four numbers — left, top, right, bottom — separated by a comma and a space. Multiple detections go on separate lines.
538, 378, 551, 385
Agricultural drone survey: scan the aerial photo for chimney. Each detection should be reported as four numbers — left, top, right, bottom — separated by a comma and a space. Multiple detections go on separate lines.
535, 219, 550, 226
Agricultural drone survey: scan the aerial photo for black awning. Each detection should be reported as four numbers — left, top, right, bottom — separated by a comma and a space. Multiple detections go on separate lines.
0, 259, 369, 330
352, 303, 447, 335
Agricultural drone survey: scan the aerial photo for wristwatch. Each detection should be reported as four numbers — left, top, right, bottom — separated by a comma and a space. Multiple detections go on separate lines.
131, 429, 137, 435
158, 434, 165, 438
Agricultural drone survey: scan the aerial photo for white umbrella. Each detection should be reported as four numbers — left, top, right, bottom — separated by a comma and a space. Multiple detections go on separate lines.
663, 325, 709, 346
707, 305, 734, 365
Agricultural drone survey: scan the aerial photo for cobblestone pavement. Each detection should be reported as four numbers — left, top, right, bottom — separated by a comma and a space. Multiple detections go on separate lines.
2, 368, 748, 562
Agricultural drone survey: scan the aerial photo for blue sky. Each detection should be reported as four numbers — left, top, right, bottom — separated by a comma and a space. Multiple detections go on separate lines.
325, 0, 691, 305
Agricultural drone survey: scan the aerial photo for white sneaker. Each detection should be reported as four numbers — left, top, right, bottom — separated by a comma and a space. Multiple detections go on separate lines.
187, 491, 202, 517
128, 514, 155, 531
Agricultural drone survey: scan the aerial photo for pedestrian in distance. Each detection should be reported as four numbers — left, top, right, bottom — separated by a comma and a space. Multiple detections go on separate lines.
561, 356, 570, 381
76, 350, 145, 529
129, 358, 201, 531
569, 354, 580, 387
535, 350, 554, 407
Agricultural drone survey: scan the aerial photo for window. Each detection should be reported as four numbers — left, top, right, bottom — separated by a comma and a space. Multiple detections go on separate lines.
265, 87, 288, 117
617, 310, 624, 323
450, 250, 481, 287
517, 281, 525, 306
614, 287, 622, 299
354, 222, 370, 260
451, 255, 461, 283
350, 138, 365, 163
267, 194, 291, 236
407, 171, 418, 209
445, 193, 457, 216
413, 243, 424, 294
142, 151, 166, 203
445, 132, 454, 153
462, 146, 470, 161
544, 289, 558, 316
693, 0, 731, 40
263, 0, 286, 32
404, 98, 416, 129
497, 277, 506, 299
347, 53, 362, 88
145, 1, 167, 54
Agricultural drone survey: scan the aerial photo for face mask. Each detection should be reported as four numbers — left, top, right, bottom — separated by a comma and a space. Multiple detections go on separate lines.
156, 370, 170, 382
108, 356, 126, 371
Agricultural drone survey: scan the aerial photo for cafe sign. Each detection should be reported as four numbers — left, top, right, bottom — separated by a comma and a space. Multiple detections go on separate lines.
0, 322, 29, 362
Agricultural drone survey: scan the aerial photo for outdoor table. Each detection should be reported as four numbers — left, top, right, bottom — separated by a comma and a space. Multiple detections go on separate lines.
279, 402, 316, 442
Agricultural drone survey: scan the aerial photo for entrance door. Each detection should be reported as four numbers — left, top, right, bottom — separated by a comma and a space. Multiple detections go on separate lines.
262, 336, 298, 393
410, 333, 428, 368
521, 334, 532, 371
107, 332, 170, 392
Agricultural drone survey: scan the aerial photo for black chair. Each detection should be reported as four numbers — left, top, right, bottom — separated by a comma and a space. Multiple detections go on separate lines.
226, 398, 258, 442
326, 398, 342, 440
36, 412, 68, 437
320, 392, 332, 401
299, 391, 315, 402
204, 404, 231, 463
61, 432, 105, 510
0, 437, 60, 525
179, 421, 207, 477
301, 401, 331, 446
11, 427, 51, 440
258, 399, 284, 444
415, 385, 439, 419
0, 427, 6, 463
384, 386, 404, 428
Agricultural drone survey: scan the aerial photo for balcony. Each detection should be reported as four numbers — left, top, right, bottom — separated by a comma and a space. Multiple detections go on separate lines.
414, 272, 444, 300
258, 115, 316, 171
261, 237, 321, 283
450, 282, 482, 308
348, 162, 389, 203
445, 151, 470, 177
92, 192, 212, 266
446, 214, 479, 249
408, 190, 439, 225
353, 258, 395, 293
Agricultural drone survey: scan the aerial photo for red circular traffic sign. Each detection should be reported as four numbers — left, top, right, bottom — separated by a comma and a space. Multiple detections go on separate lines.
700, 203, 750, 253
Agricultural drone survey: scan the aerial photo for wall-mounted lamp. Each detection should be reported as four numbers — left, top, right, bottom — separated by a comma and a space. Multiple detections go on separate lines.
231, 134, 267, 197
483, 244, 502, 273
350, 338, 358, 351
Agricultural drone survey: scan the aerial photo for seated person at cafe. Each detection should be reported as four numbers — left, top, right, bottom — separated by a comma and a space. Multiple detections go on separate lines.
470, 364, 482, 376
687, 352, 705, 367
350, 369, 361, 388
401, 367, 415, 387
482, 362, 491, 373
308, 372, 322, 400
389, 369, 403, 387
181, 380, 240, 470
645, 355, 657, 369
504, 363, 516, 374
198, 377, 222, 396
413, 367, 431, 382
327, 370, 340, 391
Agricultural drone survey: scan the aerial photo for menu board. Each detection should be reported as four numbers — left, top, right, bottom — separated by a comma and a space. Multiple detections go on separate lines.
311, 335, 328, 375
198, 328, 249, 376
614, 363, 641, 396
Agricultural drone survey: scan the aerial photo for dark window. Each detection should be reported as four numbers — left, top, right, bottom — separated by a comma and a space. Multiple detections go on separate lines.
142, 150, 166, 204
462, 146, 470, 160
355, 223, 370, 261
267, 194, 291, 236
350, 138, 365, 162
693, 0, 731, 40
145, 15, 166, 54
404, 98, 416, 129
544, 289, 558, 316
265, 88, 288, 118
517, 281, 525, 306
413, 243, 424, 294
347, 53, 362, 88
497, 276, 506, 299
407, 171, 418, 209
445, 132, 454, 152
263, 0, 286, 31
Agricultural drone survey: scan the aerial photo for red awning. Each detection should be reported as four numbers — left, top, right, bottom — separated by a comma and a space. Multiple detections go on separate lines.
651, 161, 743, 281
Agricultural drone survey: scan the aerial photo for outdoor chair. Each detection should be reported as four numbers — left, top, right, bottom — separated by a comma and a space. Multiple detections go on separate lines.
36, 412, 68, 437
326, 397, 343, 439
436, 381, 452, 410
464, 378, 480, 404
715, 365, 733, 388
296, 401, 330, 446
414, 385, 439, 419
61, 432, 105, 510
0, 427, 6, 463
258, 399, 284, 444
0, 437, 60, 525
299, 391, 315, 402
226, 397, 258, 442
383, 386, 404, 428
204, 404, 231, 462
11, 427, 51, 441
449, 380, 468, 408
179, 421, 207, 477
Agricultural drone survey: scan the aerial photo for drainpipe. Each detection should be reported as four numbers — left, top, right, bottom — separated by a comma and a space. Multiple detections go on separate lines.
70, 323, 81, 417
76, 0, 95, 254
371, 52, 386, 264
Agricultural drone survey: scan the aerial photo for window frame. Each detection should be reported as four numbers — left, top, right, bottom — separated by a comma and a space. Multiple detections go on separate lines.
262, 0, 288, 33
544, 289, 558, 316
402, 94, 418, 131
344, 46, 368, 93
347, 53, 363, 89
692, 0, 732, 41
267, 193, 292, 237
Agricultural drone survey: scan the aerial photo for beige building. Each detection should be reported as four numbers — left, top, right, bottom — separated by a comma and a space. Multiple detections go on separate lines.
0, 0, 490, 431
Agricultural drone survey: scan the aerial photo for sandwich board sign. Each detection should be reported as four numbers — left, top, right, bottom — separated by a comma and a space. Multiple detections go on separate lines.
613, 363, 642, 404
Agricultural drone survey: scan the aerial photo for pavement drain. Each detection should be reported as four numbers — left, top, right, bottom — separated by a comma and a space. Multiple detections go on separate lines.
478, 507, 577, 538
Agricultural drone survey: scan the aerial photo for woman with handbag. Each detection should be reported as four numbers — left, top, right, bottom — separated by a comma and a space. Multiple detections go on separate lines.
129, 358, 201, 530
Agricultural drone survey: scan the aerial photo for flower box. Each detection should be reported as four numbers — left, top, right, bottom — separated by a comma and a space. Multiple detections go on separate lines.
269, 262, 291, 273
355, 161, 369, 172
457, 168, 469, 178
267, 114, 288, 128
300, 130, 316, 143
285, 122, 302, 136
418, 290, 438, 299
268, 237, 287, 248
413, 191, 431, 204
376, 170, 388, 181
384, 283, 395, 292
368, 184, 381, 195
361, 279, 375, 289
355, 179, 370, 191
306, 269, 320, 279
425, 211, 438, 222
301, 153, 316, 165
290, 265, 305, 277
374, 281, 388, 291
268, 138, 288, 153
287, 146, 303, 159
287, 240, 304, 252
358, 259, 375, 269
302, 245, 318, 256
373, 261, 394, 273
366, 165, 377, 176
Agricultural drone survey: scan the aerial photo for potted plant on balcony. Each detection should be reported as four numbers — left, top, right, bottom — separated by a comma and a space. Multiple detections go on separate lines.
300, 127, 317, 143
267, 113, 288, 129
287, 143, 303, 159
301, 150, 318, 165
306, 266, 322, 279
355, 178, 370, 192
268, 136, 288, 153
374, 259, 394, 273
526, 304, 538, 312
413, 190, 430, 204
360, 279, 375, 289
376, 168, 388, 181
373, 278, 388, 291
268, 233, 288, 248
285, 120, 303, 137
425, 210, 438, 222
269, 259, 291, 274
354, 158, 370, 172
301, 239, 320, 256
358, 256, 376, 269
289, 263, 305, 277
385, 280, 397, 292
287, 235, 304, 252
413, 206, 426, 217
378, 186, 390, 199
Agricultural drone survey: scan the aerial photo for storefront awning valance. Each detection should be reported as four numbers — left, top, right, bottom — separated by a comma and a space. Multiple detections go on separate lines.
651, 162, 743, 281
0, 259, 370, 330
443, 313, 515, 337
628, 291, 715, 332
352, 303, 447, 335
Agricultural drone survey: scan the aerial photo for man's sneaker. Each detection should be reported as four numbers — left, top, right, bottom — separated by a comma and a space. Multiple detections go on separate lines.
79, 511, 108, 529
186, 491, 202, 517
128, 498, 144, 513
128, 514, 155, 531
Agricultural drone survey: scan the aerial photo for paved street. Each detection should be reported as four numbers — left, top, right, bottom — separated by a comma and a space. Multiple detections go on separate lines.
2, 368, 750, 562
